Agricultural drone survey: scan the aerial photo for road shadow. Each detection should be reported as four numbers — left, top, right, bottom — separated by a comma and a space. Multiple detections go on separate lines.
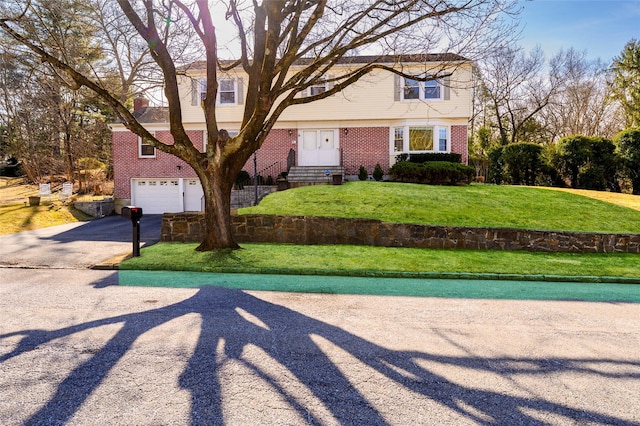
1, 286, 638, 425
43, 214, 162, 244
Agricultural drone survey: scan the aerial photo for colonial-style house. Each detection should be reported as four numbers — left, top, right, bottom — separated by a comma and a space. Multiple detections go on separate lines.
111, 54, 472, 214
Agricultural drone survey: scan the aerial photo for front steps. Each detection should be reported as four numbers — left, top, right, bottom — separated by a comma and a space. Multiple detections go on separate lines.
287, 166, 345, 187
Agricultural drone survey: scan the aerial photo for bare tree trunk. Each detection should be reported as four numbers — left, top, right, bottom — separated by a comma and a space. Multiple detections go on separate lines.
196, 166, 240, 251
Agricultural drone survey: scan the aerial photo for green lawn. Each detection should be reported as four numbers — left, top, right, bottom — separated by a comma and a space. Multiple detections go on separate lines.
240, 182, 640, 233
121, 243, 640, 281
122, 183, 640, 280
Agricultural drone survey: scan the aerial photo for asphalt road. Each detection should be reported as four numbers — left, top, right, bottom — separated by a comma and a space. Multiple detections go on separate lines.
0, 215, 162, 268
1, 268, 640, 425
1, 216, 639, 425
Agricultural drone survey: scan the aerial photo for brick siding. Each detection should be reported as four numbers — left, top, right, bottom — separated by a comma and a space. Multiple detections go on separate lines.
341, 127, 390, 176
242, 128, 296, 179
451, 125, 468, 164
113, 125, 467, 197
112, 130, 202, 199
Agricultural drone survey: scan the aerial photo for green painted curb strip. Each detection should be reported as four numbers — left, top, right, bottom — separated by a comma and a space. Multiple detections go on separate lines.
118, 265, 640, 284
118, 270, 640, 302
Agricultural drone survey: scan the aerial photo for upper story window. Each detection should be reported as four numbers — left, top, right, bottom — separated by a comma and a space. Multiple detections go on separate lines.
193, 77, 243, 106
138, 133, 156, 158
395, 74, 449, 102
219, 79, 236, 104
402, 77, 442, 101
403, 79, 421, 100
299, 76, 334, 97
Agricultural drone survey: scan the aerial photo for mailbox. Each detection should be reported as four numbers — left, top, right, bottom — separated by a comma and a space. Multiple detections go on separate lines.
121, 206, 143, 221
121, 206, 142, 257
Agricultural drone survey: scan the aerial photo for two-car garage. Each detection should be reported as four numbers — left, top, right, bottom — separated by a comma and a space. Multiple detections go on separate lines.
131, 178, 204, 214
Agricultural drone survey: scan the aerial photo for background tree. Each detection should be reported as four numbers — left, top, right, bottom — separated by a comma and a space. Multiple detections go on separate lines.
610, 39, 640, 128
0, 0, 113, 185
476, 45, 565, 146
500, 142, 542, 186
553, 135, 619, 191
1, 0, 517, 250
615, 128, 640, 194
541, 48, 619, 142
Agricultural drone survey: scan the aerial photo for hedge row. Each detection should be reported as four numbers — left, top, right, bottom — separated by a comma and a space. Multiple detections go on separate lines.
389, 161, 475, 185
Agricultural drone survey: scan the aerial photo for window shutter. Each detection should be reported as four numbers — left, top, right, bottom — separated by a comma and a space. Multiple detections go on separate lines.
191, 79, 199, 106
443, 76, 450, 101
237, 77, 244, 105
394, 74, 401, 101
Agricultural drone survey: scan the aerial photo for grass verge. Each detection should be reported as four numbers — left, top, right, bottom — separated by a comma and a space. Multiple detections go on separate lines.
120, 243, 640, 282
240, 182, 640, 234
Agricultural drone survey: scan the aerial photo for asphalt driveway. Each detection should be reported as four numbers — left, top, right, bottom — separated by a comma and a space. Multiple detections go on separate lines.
0, 214, 162, 269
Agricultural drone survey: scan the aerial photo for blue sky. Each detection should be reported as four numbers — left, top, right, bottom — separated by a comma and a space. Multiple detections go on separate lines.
517, 0, 640, 63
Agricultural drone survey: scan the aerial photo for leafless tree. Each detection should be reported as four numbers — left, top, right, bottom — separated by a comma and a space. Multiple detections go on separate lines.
1, 0, 517, 250
477, 45, 566, 146
540, 48, 621, 142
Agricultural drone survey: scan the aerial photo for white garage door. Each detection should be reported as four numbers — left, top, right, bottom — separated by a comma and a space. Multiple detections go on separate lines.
184, 179, 204, 211
132, 179, 182, 214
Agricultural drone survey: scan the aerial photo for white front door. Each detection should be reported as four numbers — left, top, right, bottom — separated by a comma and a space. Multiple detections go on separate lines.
299, 129, 339, 166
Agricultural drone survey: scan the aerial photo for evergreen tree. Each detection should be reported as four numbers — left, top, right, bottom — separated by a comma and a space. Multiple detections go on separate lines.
610, 39, 640, 128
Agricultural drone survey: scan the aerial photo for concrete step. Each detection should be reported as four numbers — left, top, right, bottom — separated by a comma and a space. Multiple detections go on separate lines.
287, 166, 345, 183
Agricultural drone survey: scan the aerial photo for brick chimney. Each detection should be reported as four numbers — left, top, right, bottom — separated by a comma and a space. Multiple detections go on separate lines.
133, 96, 149, 113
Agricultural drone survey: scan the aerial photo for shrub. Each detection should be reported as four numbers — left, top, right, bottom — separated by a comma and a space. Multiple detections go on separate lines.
373, 163, 384, 181
501, 143, 543, 185
235, 170, 251, 189
400, 152, 462, 164
555, 135, 620, 191
358, 165, 368, 181
389, 161, 474, 185
487, 146, 504, 184
615, 128, 640, 195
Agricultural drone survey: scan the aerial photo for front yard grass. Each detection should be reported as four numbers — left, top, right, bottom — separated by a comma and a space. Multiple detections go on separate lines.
122, 182, 640, 280
121, 243, 640, 281
240, 182, 640, 234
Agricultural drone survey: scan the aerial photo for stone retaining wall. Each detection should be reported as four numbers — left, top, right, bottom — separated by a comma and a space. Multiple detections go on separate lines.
73, 199, 115, 218
161, 213, 640, 253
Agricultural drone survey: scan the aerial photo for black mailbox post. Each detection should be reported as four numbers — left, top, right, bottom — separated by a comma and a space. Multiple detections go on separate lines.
121, 206, 143, 257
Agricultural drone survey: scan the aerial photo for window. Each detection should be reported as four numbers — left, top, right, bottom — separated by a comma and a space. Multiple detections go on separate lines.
202, 129, 238, 153
439, 128, 448, 151
402, 77, 442, 101
219, 79, 236, 104
392, 125, 449, 153
394, 128, 404, 152
403, 78, 420, 100
138, 135, 156, 158
409, 127, 433, 151
198, 78, 238, 105
424, 79, 441, 99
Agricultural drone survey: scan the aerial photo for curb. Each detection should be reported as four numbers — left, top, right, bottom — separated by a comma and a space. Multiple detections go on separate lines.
117, 265, 640, 285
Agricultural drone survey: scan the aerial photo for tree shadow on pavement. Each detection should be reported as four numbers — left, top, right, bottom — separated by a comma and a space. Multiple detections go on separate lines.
1, 286, 638, 425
